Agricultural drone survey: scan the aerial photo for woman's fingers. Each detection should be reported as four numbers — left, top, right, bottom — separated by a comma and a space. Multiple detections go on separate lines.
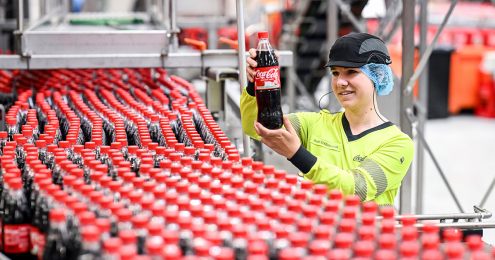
246, 49, 258, 83
275, 52, 280, 59
246, 66, 256, 82
249, 48, 257, 58
246, 57, 257, 68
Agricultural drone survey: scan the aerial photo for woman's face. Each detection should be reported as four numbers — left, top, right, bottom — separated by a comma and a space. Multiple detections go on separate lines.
330, 66, 375, 111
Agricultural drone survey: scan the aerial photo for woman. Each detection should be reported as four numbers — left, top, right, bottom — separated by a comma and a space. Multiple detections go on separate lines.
240, 33, 414, 208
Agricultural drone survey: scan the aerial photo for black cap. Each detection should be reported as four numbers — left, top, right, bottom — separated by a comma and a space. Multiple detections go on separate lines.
324, 33, 391, 68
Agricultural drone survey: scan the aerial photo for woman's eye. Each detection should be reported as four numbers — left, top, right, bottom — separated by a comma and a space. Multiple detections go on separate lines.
348, 70, 357, 74
332, 72, 339, 76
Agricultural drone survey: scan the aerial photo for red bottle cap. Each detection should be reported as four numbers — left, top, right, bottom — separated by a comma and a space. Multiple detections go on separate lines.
381, 219, 395, 234
380, 207, 395, 219
334, 233, 353, 249
379, 234, 396, 249
422, 221, 439, 234
309, 240, 330, 256
422, 234, 440, 250
95, 218, 111, 233
443, 228, 462, 243
401, 214, 417, 226
314, 225, 331, 240
132, 214, 149, 229
118, 230, 137, 244
49, 208, 67, 222
103, 238, 122, 253
362, 201, 378, 213
257, 31, 269, 39
358, 226, 376, 241
445, 242, 465, 259
466, 235, 483, 251
279, 248, 301, 260
81, 225, 100, 242
353, 240, 373, 257
361, 212, 376, 226
116, 208, 133, 222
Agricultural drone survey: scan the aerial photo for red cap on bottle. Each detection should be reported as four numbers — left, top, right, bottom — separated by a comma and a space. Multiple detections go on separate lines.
118, 230, 137, 245
258, 31, 269, 39
81, 225, 100, 242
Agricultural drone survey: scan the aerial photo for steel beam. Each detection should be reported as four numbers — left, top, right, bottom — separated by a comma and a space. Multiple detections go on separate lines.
399, 0, 415, 214
373, 0, 402, 39
326, 0, 338, 111
404, 0, 459, 96
327, 0, 338, 52
400, 222, 495, 230
17, 0, 23, 32
383, 18, 401, 45
416, 0, 429, 215
169, 0, 179, 52
0, 51, 293, 70
235, 0, 251, 158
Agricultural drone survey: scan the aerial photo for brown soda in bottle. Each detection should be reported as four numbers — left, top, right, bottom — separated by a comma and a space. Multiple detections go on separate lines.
254, 31, 283, 129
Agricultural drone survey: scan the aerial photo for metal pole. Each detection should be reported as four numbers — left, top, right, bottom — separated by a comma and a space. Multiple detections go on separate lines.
169, 0, 178, 52
327, 0, 338, 49
399, 0, 414, 214
376, 211, 492, 221
17, 0, 23, 31
287, 63, 296, 113
480, 177, 495, 208
405, 0, 459, 96
235, 0, 251, 158
326, 0, 338, 111
399, 222, 495, 230
146, 0, 152, 19
416, 0, 429, 215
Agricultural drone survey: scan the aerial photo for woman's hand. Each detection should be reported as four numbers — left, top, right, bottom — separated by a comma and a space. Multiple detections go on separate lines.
254, 116, 301, 159
246, 48, 280, 83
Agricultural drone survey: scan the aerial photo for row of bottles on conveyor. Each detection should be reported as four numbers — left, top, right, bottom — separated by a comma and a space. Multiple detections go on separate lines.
0, 67, 494, 260
2, 131, 494, 260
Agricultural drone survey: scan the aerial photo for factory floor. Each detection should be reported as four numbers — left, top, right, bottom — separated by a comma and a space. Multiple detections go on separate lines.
417, 114, 495, 246
194, 79, 495, 245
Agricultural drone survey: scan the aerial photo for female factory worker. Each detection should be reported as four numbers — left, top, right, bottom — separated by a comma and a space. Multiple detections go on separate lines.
240, 33, 414, 208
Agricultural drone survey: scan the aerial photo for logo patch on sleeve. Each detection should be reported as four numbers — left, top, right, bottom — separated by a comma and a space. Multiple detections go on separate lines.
400, 157, 405, 164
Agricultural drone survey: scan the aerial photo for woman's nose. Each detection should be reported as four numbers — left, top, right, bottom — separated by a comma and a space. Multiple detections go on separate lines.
336, 76, 348, 87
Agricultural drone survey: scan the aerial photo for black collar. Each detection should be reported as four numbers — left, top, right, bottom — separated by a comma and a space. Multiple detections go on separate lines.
342, 112, 394, 142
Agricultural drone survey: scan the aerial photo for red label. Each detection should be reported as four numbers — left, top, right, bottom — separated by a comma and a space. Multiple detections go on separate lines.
0, 219, 2, 248
30, 226, 38, 256
255, 66, 281, 90
4, 224, 30, 253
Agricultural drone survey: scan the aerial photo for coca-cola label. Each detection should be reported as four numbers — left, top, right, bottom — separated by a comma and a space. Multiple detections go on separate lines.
0, 220, 2, 248
30, 226, 38, 256
4, 224, 29, 253
255, 66, 280, 90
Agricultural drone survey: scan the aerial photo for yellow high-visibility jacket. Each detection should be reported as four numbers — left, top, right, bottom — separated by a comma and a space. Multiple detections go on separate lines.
240, 87, 414, 207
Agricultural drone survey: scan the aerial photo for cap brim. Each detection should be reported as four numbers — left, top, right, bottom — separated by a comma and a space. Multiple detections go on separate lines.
324, 60, 367, 68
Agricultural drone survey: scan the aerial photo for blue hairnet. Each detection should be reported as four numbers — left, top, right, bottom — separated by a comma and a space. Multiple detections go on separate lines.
360, 63, 394, 96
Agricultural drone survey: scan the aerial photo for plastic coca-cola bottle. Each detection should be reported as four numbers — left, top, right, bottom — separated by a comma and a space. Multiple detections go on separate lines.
77, 225, 102, 259
2, 178, 31, 259
42, 209, 76, 260
253, 31, 283, 129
